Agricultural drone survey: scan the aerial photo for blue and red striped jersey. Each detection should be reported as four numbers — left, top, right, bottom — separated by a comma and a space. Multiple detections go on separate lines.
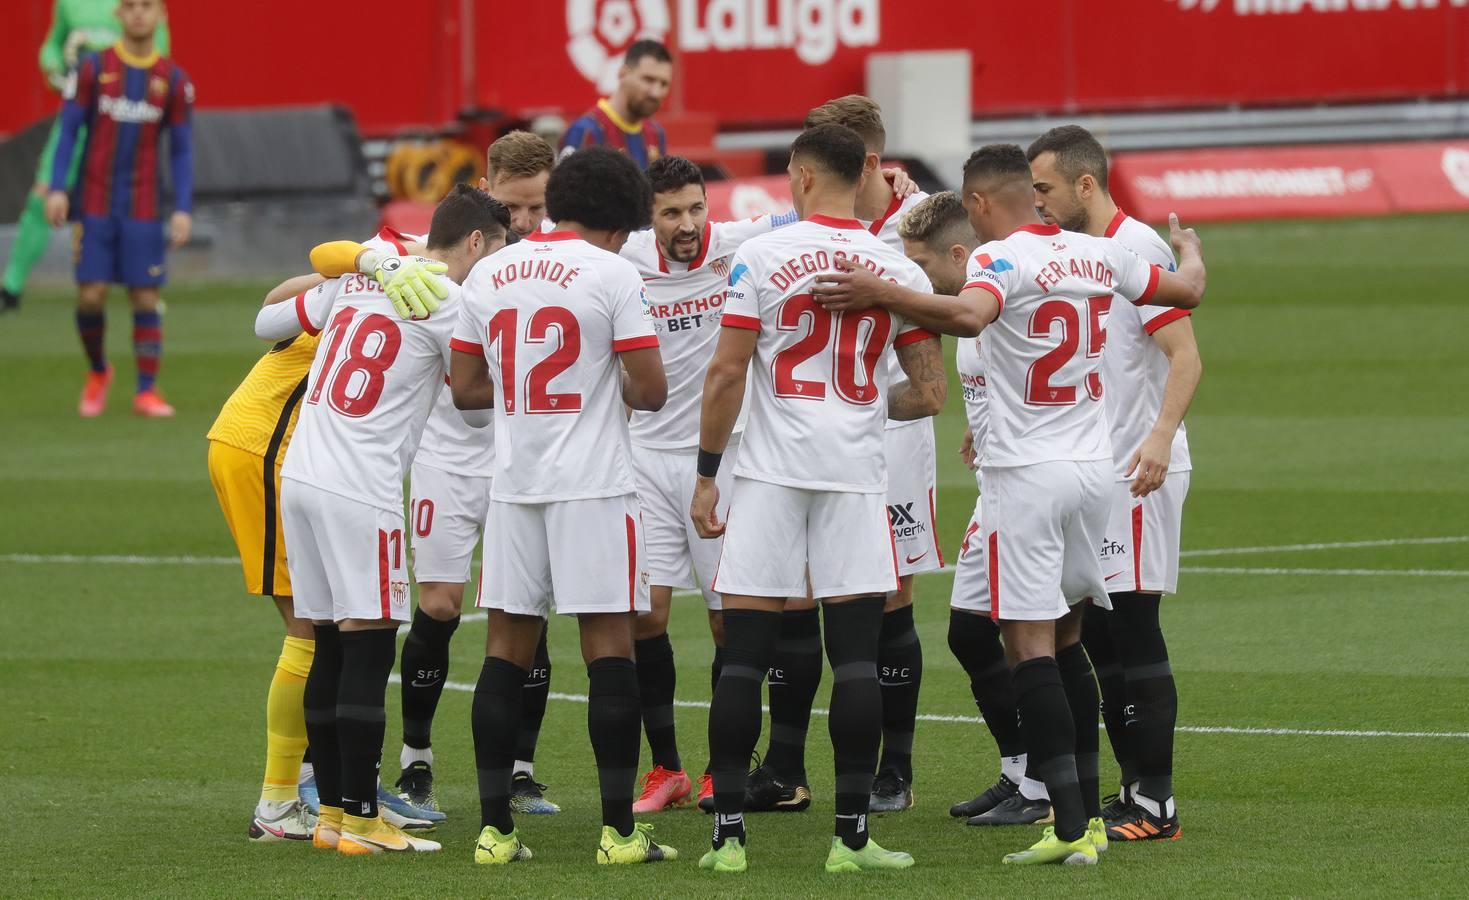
52, 43, 194, 221
559, 99, 666, 171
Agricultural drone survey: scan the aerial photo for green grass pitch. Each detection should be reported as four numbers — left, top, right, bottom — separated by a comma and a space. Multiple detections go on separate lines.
2, 214, 1466, 897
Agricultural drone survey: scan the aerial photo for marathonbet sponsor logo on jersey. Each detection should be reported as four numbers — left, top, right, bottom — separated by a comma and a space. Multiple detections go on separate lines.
566, 0, 879, 91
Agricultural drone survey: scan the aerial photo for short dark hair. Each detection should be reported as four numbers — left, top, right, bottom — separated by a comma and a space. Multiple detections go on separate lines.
647, 155, 704, 196
790, 124, 866, 185
625, 39, 672, 66
546, 147, 653, 233
426, 184, 510, 250
962, 143, 1032, 192
804, 95, 885, 154
1026, 125, 1110, 193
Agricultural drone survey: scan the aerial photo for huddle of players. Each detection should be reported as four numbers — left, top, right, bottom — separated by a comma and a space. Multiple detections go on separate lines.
229, 100, 1203, 870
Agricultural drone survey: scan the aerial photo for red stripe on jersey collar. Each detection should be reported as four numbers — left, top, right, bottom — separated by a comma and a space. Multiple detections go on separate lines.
377, 226, 411, 254
867, 190, 903, 236
656, 221, 713, 274
807, 213, 863, 230
526, 229, 580, 242
1011, 222, 1062, 237
1103, 208, 1127, 238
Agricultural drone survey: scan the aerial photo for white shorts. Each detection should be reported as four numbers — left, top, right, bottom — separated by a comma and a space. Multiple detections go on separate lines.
713, 476, 898, 599
631, 441, 738, 610
886, 421, 943, 577
477, 493, 651, 617
981, 460, 1112, 622
281, 479, 412, 623
409, 462, 491, 584
1100, 472, 1190, 596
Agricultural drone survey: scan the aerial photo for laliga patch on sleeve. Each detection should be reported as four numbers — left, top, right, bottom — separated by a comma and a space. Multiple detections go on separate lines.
640, 284, 653, 320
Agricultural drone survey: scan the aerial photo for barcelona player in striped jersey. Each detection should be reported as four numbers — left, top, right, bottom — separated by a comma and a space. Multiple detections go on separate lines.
45, 0, 192, 418
559, 40, 671, 170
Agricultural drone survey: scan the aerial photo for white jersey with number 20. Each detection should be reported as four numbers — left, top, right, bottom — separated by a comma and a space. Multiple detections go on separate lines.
721, 215, 934, 494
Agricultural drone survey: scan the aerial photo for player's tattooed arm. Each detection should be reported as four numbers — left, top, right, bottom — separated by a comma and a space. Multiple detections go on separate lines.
450, 348, 495, 411
888, 336, 948, 421
812, 259, 991, 337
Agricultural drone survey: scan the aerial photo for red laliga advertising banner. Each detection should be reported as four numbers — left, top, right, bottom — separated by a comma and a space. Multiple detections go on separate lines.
1110, 140, 1469, 222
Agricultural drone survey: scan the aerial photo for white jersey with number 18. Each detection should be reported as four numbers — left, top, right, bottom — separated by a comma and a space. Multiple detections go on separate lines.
721, 215, 935, 494
279, 276, 458, 513
452, 230, 659, 503
965, 223, 1161, 469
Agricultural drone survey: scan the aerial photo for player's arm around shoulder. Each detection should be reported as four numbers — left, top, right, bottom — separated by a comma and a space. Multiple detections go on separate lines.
255, 276, 339, 341
448, 260, 496, 413
814, 252, 991, 337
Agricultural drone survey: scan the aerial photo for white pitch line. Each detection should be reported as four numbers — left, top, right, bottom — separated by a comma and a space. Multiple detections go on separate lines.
0, 553, 238, 565
1180, 535, 1469, 558
1181, 566, 1469, 578
388, 676, 1469, 740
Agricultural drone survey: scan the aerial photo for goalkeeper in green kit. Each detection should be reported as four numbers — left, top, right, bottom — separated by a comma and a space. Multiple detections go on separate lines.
0, 0, 171, 314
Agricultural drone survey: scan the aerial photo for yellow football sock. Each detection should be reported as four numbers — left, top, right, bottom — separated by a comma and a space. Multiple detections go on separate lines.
319, 805, 344, 830
342, 812, 378, 834
262, 636, 314, 803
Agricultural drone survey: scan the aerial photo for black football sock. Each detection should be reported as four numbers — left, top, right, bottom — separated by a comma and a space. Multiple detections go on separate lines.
587, 657, 642, 836
708, 609, 782, 849
472, 656, 525, 833
335, 628, 398, 819
400, 608, 460, 754
1083, 601, 1135, 792
302, 624, 343, 810
823, 596, 885, 850
1109, 592, 1177, 806
1012, 656, 1086, 842
947, 609, 1026, 759
876, 605, 922, 783
635, 633, 681, 772
1057, 641, 1101, 819
704, 646, 724, 775
763, 606, 821, 783
515, 625, 551, 767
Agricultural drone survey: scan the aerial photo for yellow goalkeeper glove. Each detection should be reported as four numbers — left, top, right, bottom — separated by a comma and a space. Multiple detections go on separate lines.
369, 253, 450, 320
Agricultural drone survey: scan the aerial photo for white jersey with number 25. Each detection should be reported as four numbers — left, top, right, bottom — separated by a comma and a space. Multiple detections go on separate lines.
965, 222, 1161, 470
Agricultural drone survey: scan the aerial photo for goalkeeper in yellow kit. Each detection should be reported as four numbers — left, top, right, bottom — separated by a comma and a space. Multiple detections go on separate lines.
208, 242, 448, 841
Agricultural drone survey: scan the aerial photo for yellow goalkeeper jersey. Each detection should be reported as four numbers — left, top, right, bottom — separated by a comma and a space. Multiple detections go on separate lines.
207, 333, 320, 462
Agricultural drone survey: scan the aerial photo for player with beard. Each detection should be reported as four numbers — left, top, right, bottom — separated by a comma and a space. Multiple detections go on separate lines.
619, 156, 799, 813
811, 143, 1205, 865
1029, 125, 1201, 842
560, 40, 672, 169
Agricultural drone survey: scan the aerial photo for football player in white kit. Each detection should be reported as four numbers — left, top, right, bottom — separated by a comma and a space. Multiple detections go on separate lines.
450, 147, 677, 866
739, 95, 942, 816
618, 155, 800, 813
893, 192, 1053, 826
811, 143, 1205, 866
691, 124, 946, 875
1029, 125, 1202, 842
258, 185, 507, 856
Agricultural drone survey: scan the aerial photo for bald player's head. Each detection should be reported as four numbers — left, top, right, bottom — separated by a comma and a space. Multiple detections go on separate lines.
959, 143, 1036, 241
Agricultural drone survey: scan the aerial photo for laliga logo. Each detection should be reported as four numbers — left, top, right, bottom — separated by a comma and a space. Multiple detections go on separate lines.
567, 0, 672, 93
566, 0, 880, 89
1442, 148, 1469, 199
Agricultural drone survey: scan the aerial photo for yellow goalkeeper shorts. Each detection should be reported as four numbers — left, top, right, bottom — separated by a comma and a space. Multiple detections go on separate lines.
208, 440, 292, 597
